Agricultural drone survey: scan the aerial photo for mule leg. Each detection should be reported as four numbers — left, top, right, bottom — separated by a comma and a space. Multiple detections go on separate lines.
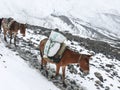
41, 58, 47, 68
41, 58, 44, 69
41, 58, 45, 69
62, 66, 67, 87
14, 33, 17, 47
4, 30, 7, 42
14, 35, 17, 46
40, 52, 44, 69
4, 36, 7, 42
42, 58, 49, 77
62, 66, 66, 81
55, 64, 60, 76
51, 64, 60, 79
10, 32, 12, 44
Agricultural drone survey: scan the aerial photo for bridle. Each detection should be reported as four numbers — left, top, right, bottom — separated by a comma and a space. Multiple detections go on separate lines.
78, 54, 82, 63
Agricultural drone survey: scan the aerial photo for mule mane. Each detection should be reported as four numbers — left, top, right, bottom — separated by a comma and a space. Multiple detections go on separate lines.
66, 47, 92, 58
66, 47, 80, 54
19, 23, 26, 34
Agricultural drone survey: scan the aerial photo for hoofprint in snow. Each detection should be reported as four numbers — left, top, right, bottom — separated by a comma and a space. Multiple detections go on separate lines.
0, 37, 60, 90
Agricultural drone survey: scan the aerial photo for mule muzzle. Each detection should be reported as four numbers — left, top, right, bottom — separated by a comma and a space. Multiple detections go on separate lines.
22, 34, 25, 37
80, 68, 89, 76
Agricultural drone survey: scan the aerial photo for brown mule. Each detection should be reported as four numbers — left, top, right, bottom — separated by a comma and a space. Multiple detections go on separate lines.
39, 38, 92, 82
2, 18, 26, 46
9, 21, 26, 46
1, 18, 13, 42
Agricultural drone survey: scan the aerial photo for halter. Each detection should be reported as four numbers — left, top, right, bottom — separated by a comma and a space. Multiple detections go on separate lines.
78, 54, 82, 63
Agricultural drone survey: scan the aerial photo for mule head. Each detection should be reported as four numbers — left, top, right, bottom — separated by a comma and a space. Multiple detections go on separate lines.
19, 23, 27, 37
79, 54, 92, 75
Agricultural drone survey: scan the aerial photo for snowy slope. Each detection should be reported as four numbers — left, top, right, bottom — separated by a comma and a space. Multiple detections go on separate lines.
1, 28, 120, 90
24, 29, 120, 90
0, 0, 120, 90
0, 38, 60, 90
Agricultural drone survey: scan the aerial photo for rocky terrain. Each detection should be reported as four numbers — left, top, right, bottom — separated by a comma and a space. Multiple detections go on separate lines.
1, 24, 120, 90
27, 24, 120, 60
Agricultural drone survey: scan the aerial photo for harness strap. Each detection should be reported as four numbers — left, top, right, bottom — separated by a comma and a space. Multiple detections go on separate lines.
78, 54, 82, 63
46, 39, 52, 56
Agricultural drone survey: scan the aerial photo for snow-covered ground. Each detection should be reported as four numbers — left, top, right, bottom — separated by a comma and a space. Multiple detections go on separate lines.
0, 37, 60, 90
0, 0, 120, 90
0, 28, 120, 90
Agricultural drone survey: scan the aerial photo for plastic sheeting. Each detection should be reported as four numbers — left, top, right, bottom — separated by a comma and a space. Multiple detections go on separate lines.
44, 31, 67, 57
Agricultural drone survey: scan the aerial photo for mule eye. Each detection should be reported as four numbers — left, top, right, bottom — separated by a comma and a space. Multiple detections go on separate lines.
89, 57, 92, 60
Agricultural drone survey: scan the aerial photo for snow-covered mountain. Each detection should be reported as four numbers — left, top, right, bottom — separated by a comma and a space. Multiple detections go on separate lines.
0, 0, 120, 90
0, 0, 120, 46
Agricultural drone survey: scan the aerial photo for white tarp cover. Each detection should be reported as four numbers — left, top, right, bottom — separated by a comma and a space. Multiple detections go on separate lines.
49, 31, 67, 43
44, 31, 66, 57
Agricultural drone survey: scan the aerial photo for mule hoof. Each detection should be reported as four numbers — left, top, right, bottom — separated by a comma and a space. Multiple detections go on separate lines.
14, 43, 16, 45
14, 44, 17, 47
40, 65, 44, 70
40, 67, 43, 70
51, 75, 55, 79
63, 81, 67, 88
5, 40, 8, 43
45, 70, 48, 78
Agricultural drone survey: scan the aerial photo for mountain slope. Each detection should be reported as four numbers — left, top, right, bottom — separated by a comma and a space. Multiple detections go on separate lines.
0, 36, 60, 90
0, 0, 120, 90
0, 0, 120, 46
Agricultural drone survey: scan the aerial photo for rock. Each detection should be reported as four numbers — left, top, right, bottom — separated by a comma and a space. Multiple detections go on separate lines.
95, 80, 104, 88
0, 54, 3, 56
105, 86, 110, 90
112, 71, 118, 76
118, 86, 120, 89
105, 69, 110, 73
87, 77, 94, 81
70, 79, 76, 85
110, 84, 113, 87
95, 80, 101, 85
66, 86, 72, 90
68, 65, 78, 74
64, 79, 71, 85
106, 64, 114, 68
94, 72, 104, 82
41, 69, 48, 77
100, 65, 105, 69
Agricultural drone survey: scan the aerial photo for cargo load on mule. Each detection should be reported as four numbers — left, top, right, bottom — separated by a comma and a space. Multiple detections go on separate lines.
43, 29, 67, 63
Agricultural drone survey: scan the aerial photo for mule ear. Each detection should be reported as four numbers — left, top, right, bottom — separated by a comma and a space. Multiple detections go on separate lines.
87, 54, 93, 60
88, 55, 93, 58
